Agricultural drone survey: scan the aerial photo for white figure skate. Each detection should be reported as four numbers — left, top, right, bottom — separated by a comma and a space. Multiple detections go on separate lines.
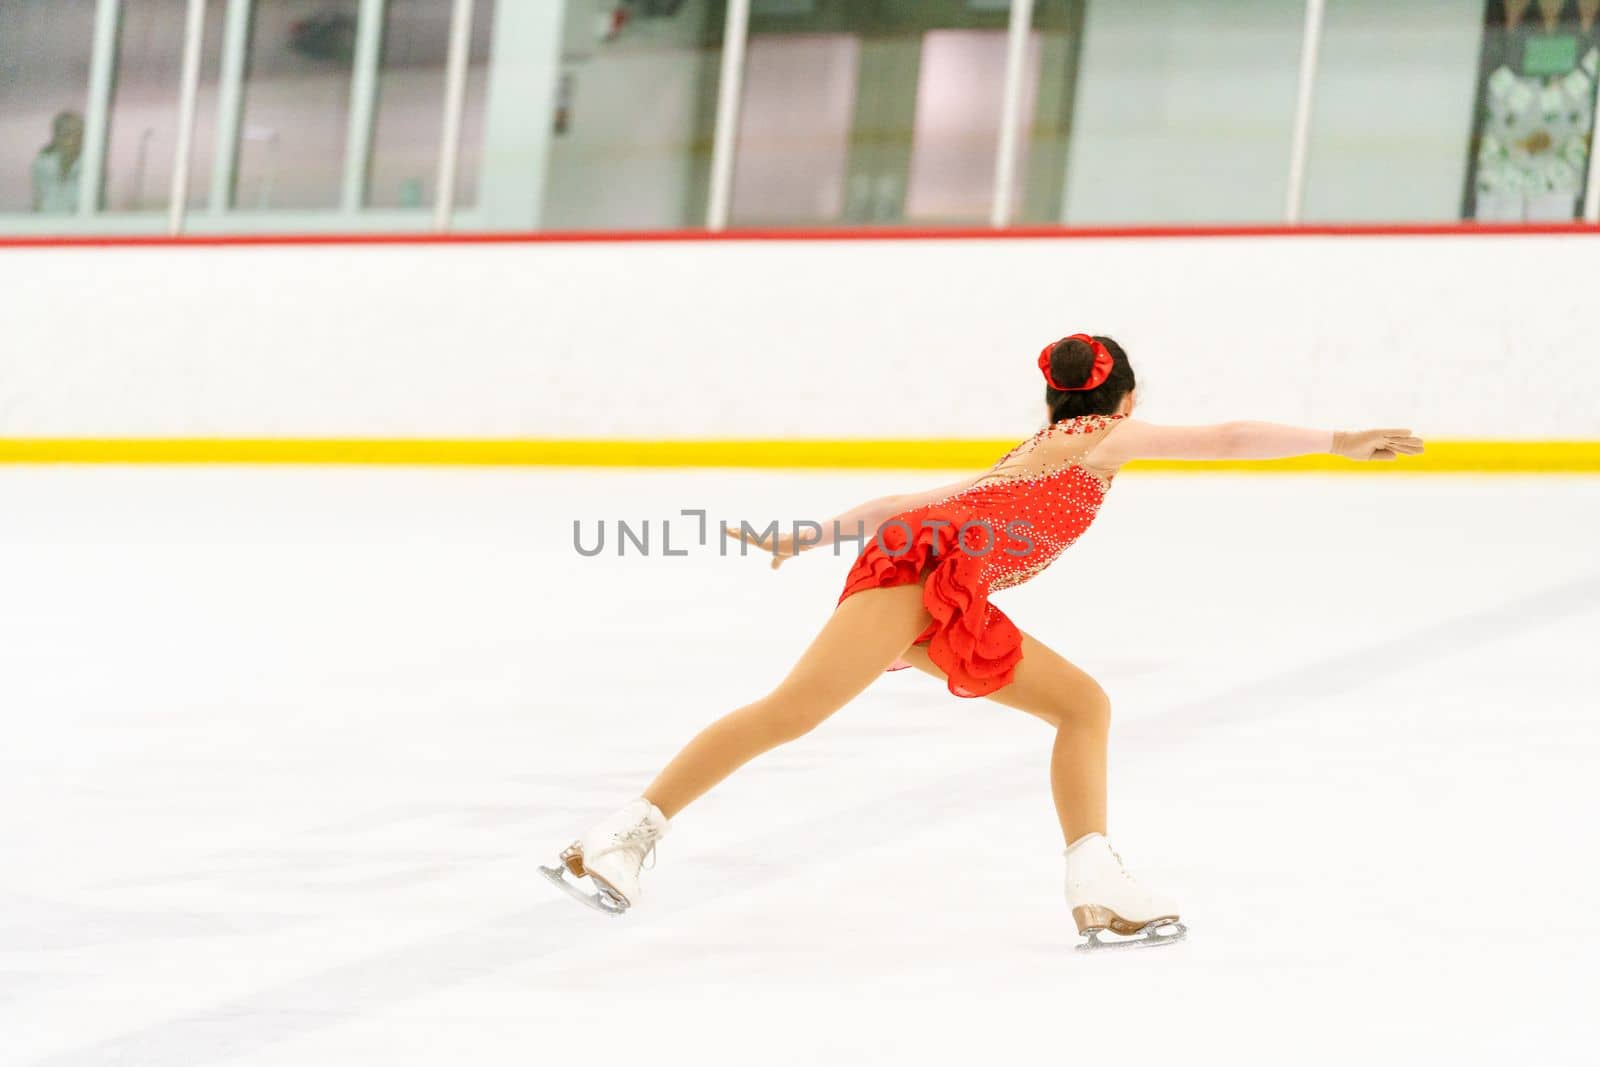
1065, 833, 1187, 952
540, 798, 669, 917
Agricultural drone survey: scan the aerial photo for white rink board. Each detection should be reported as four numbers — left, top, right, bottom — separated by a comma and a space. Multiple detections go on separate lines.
1, 465, 1597, 1065
4, 233, 1599, 439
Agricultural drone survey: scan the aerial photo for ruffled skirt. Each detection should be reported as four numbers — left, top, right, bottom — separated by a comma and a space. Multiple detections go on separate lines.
836, 508, 1023, 698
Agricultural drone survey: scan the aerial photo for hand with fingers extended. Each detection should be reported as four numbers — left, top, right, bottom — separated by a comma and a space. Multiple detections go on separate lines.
1332, 428, 1426, 462
723, 526, 802, 570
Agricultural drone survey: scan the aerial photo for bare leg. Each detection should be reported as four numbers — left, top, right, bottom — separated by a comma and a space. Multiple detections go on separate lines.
642, 584, 932, 819
897, 634, 1110, 844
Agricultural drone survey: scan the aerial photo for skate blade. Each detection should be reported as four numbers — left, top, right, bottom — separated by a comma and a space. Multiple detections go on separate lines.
539, 863, 629, 918
1075, 920, 1187, 954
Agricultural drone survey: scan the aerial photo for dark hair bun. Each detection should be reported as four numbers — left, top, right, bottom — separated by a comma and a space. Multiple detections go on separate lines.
1044, 335, 1136, 421
1049, 337, 1100, 391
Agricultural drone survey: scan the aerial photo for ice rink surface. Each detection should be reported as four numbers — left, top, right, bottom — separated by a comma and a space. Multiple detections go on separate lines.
2, 465, 1597, 1066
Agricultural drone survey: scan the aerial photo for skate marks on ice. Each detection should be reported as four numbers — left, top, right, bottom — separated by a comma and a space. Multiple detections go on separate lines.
20, 575, 1598, 1065
1117, 570, 1600, 750
18, 742, 1118, 1065
15, 888, 626, 1067
12, 807, 655, 1066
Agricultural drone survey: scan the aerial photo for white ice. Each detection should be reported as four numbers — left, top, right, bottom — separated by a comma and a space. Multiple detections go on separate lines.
2, 466, 1597, 1066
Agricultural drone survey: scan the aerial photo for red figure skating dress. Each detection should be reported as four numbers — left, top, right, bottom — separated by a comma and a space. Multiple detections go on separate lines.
838, 413, 1126, 698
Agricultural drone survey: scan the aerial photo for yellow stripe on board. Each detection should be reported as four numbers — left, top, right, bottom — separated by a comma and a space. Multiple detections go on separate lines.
0, 438, 1597, 472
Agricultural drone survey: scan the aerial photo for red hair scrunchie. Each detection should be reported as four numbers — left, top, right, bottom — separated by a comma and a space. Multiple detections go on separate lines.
1038, 334, 1113, 392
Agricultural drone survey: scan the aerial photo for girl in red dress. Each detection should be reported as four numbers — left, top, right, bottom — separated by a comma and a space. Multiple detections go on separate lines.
544, 334, 1423, 950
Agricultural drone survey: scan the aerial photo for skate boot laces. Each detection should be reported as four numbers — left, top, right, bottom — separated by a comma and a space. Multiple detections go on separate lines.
597, 823, 661, 871
1110, 845, 1139, 885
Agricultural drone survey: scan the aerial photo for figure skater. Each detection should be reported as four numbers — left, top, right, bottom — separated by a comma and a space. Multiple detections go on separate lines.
543, 334, 1423, 950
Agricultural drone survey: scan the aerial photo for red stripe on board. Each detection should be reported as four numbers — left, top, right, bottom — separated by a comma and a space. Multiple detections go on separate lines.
1, 221, 1599, 249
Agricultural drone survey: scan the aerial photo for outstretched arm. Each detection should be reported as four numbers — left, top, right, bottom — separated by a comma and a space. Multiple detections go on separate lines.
1092, 419, 1425, 466
728, 474, 981, 569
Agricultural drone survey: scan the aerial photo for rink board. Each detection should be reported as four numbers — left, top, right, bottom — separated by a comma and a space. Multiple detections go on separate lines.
4, 229, 1599, 448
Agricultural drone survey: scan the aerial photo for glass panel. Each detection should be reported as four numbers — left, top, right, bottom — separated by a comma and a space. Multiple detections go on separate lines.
1015, 0, 1087, 224
0, 0, 97, 215
734, 0, 1014, 227
1062, 0, 1305, 224
1462, 0, 1600, 222
540, 0, 725, 231
102, 0, 228, 214
730, 33, 859, 225
367, 0, 497, 209
904, 28, 1039, 222
234, 0, 359, 210
1298, 0, 1486, 222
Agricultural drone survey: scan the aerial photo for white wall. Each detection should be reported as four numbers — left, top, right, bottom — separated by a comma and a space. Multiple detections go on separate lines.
3, 234, 1597, 441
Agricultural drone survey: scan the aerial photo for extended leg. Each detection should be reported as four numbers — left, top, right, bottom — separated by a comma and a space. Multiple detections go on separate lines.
642, 584, 932, 819
896, 633, 1110, 845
